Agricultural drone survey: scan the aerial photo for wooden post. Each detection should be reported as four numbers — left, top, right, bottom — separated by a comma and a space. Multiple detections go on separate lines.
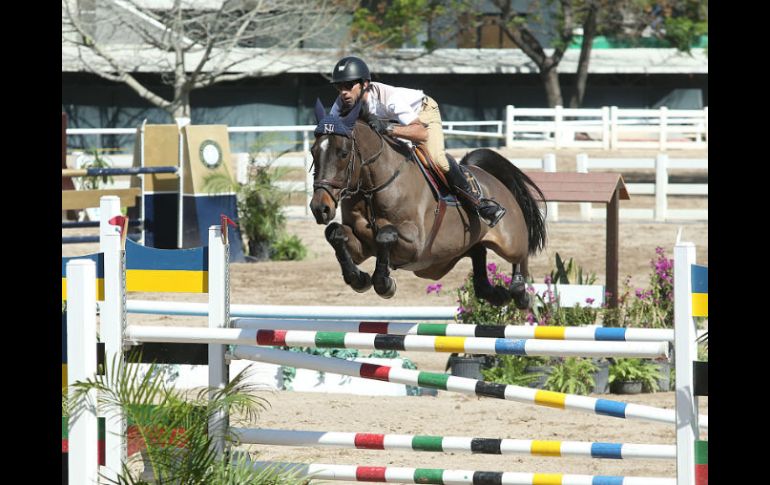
62, 113, 78, 220
606, 187, 620, 308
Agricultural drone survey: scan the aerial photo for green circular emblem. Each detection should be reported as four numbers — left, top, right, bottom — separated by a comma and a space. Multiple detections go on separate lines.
199, 140, 223, 169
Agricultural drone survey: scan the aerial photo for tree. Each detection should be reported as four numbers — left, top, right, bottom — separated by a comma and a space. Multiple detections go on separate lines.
351, 0, 707, 108
62, 0, 355, 121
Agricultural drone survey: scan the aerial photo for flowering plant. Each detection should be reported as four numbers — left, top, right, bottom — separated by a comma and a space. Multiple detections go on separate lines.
604, 247, 675, 328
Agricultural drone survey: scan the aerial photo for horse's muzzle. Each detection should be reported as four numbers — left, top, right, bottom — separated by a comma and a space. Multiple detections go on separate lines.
310, 190, 336, 225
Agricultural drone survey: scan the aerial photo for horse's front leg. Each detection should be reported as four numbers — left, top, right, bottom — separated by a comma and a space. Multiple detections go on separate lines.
325, 222, 372, 293
372, 225, 399, 299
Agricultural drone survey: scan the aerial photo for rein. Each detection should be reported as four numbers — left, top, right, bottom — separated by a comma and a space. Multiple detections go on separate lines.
313, 128, 407, 233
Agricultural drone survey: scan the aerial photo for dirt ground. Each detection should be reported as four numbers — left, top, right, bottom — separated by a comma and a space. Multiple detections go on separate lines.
62, 147, 707, 481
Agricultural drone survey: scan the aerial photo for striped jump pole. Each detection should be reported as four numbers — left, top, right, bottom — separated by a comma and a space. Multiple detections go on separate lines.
231, 427, 676, 460
124, 300, 457, 320
62, 166, 178, 177
245, 460, 676, 485
230, 345, 707, 430
124, 326, 669, 359
234, 319, 677, 343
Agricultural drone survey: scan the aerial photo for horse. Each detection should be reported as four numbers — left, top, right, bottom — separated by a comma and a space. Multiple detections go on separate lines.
309, 99, 547, 308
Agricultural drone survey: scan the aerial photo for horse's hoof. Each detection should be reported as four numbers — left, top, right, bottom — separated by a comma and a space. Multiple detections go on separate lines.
482, 286, 511, 307
513, 292, 530, 310
347, 272, 372, 293
374, 277, 397, 299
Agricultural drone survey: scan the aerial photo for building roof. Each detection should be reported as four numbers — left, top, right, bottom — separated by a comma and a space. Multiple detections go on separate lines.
61, 46, 708, 76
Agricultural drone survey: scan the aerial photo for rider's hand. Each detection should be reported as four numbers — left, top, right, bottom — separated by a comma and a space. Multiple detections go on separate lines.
369, 118, 394, 135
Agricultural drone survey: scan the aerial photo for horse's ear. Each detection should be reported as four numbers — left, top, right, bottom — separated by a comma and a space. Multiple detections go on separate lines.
341, 100, 362, 128
314, 98, 326, 123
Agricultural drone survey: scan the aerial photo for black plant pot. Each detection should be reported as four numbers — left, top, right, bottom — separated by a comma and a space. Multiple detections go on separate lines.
526, 365, 553, 389
655, 361, 672, 392
610, 380, 643, 394
591, 359, 610, 394
248, 240, 271, 261
447, 355, 485, 380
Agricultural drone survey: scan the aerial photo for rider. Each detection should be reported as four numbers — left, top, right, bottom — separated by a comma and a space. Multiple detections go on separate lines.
328, 56, 506, 228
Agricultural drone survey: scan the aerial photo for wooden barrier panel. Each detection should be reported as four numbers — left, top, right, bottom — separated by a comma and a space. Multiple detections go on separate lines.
62, 188, 141, 211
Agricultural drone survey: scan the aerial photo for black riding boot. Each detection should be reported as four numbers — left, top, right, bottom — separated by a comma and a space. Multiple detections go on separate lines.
445, 160, 506, 228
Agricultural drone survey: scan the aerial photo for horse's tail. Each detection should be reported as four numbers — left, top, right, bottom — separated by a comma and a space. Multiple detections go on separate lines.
460, 148, 547, 254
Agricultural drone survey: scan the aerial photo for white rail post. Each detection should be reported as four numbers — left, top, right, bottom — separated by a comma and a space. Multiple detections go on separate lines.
303, 130, 312, 216
505, 105, 514, 149
139, 120, 147, 244
576, 153, 591, 221
99, 196, 122, 253
175, 117, 191, 248
601, 106, 610, 150
655, 153, 669, 222
674, 241, 699, 485
101, 198, 126, 482
554, 105, 563, 149
236, 152, 249, 185
67, 259, 99, 485
610, 106, 618, 150
208, 225, 229, 457
544, 153, 558, 222
659, 107, 668, 152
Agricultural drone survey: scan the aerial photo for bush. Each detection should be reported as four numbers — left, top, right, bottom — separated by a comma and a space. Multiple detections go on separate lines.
543, 357, 597, 395
609, 358, 661, 393
271, 234, 307, 261
481, 355, 549, 386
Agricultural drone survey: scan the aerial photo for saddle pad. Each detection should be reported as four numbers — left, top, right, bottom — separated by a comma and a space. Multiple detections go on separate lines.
412, 147, 484, 203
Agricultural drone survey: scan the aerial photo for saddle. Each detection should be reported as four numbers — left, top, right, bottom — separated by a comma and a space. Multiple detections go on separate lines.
411, 145, 484, 205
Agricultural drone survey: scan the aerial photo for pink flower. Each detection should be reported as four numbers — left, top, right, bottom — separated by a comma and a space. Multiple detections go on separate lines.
487, 262, 498, 273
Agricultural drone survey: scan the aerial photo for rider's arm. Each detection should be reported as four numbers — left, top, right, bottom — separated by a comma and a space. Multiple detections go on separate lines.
391, 120, 428, 144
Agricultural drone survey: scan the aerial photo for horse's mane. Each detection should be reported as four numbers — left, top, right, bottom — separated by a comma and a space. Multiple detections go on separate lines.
354, 119, 413, 159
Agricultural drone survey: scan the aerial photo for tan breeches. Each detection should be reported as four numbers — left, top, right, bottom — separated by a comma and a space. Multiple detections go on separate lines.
417, 96, 449, 172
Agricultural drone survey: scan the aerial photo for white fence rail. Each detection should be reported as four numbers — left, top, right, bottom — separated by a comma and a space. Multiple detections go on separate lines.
66, 106, 707, 220
576, 153, 707, 221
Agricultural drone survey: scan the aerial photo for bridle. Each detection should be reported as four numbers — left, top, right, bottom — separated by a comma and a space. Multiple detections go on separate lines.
312, 126, 401, 209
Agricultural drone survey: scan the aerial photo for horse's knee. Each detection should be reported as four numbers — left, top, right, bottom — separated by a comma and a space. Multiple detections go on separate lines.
375, 225, 399, 245
325, 222, 346, 245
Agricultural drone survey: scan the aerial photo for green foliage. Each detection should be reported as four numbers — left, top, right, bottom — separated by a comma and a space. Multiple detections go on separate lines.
270, 234, 307, 261
481, 355, 546, 386
602, 247, 674, 328
78, 149, 114, 190
550, 252, 597, 285
280, 347, 417, 393
351, 0, 445, 49
201, 135, 307, 261
66, 352, 301, 484
543, 357, 598, 395
609, 358, 661, 392
455, 265, 523, 325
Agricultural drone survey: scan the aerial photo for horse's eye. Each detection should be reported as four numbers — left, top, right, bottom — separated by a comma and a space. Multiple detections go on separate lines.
340, 150, 349, 157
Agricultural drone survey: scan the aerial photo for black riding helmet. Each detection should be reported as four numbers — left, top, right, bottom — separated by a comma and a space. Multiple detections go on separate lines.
331, 56, 371, 84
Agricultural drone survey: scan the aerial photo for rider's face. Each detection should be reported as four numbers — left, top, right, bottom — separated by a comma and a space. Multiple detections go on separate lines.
335, 81, 364, 108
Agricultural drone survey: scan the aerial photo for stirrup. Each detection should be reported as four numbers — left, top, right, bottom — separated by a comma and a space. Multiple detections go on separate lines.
478, 199, 506, 228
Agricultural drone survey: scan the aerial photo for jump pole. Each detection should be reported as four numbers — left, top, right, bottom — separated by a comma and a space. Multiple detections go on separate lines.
233, 318, 679, 342
231, 427, 676, 460
243, 460, 676, 485
125, 326, 669, 359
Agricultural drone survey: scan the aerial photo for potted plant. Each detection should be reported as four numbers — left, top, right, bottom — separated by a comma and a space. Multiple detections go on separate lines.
608, 358, 661, 394
543, 357, 598, 395
480, 355, 545, 387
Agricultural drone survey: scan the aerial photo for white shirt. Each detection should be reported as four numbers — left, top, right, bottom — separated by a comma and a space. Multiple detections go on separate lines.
332, 82, 425, 125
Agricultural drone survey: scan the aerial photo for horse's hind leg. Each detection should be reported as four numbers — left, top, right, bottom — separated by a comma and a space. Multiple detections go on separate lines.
325, 223, 372, 293
509, 260, 531, 310
469, 245, 511, 307
372, 225, 398, 299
